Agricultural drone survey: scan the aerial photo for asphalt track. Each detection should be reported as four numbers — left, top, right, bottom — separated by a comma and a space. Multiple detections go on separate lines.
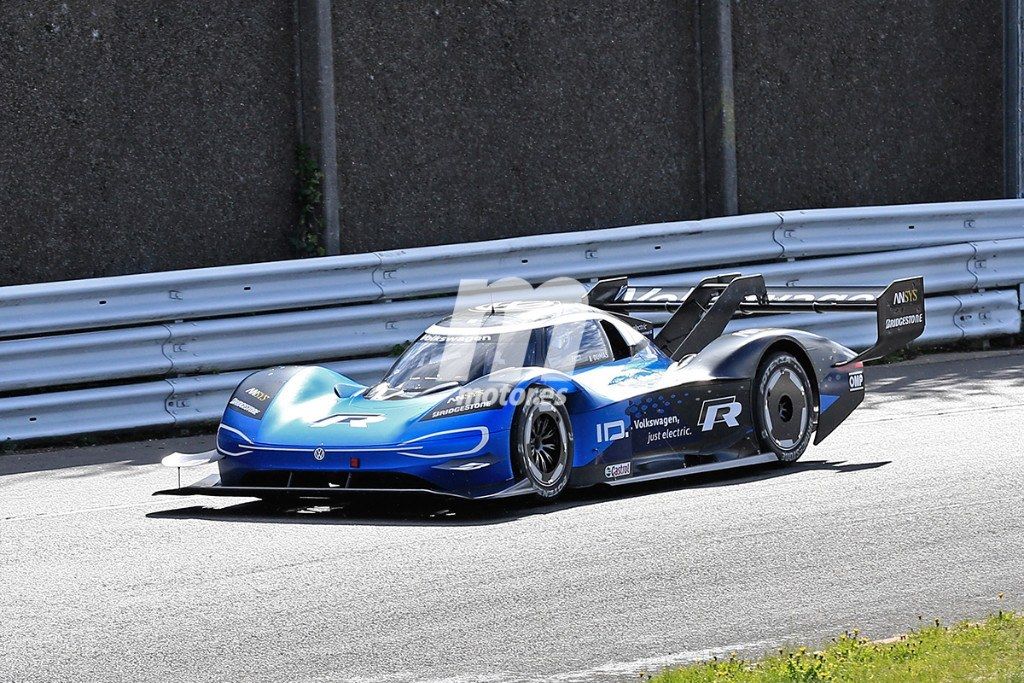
2, 351, 1023, 682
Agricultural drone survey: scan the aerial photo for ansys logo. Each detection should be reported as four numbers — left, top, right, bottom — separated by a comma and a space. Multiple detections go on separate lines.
893, 289, 919, 305
245, 387, 272, 402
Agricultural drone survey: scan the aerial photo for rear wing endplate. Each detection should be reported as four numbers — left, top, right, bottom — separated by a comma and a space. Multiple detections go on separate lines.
585, 274, 925, 365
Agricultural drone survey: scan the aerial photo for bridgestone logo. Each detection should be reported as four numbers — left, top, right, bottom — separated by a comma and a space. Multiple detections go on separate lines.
430, 400, 493, 418
229, 398, 260, 416
885, 313, 923, 330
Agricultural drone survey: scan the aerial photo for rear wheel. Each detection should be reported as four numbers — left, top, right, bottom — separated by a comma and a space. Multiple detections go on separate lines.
753, 352, 814, 463
512, 387, 573, 498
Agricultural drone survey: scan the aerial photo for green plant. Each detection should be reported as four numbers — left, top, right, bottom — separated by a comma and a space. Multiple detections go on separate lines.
390, 340, 412, 357
652, 610, 1024, 682
293, 144, 326, 257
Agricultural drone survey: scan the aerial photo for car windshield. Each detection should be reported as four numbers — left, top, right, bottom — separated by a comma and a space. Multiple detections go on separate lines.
373, 329, 542, 397
369, 319, 616, 399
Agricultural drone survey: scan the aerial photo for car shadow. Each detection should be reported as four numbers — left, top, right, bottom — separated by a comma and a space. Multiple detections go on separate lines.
145, 458, 890, 528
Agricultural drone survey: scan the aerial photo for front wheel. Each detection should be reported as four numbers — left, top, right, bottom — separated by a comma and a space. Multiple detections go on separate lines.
511, 387, 573, 498
753, 352, 815, 463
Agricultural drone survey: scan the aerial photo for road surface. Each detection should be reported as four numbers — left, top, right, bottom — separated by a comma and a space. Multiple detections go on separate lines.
2, 351, 1023, 681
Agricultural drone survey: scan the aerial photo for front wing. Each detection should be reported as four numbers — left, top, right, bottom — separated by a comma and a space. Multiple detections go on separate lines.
154, 473, 537, 501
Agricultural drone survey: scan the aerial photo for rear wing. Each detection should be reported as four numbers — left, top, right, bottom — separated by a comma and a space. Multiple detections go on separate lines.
585, 274, 925, 365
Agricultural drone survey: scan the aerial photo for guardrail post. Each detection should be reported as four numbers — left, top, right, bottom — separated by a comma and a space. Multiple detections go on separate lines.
697, 0, 739, 217
295, 0, 342, 254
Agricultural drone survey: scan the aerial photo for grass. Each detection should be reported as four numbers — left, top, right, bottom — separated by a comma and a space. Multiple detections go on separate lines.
651, 612, 1024, 682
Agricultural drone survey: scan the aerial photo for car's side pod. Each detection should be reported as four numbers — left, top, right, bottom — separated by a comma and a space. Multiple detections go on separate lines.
681, 329, 861, 446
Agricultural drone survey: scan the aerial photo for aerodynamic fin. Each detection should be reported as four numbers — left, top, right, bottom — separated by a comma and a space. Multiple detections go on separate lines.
831, 277, 925, 366
652, 274, 766, 360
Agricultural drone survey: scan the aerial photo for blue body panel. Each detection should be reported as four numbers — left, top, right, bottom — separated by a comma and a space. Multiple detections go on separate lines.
208, 326, 863, 499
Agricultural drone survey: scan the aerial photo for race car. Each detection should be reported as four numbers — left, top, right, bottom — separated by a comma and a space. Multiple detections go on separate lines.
156, 273, 925, 501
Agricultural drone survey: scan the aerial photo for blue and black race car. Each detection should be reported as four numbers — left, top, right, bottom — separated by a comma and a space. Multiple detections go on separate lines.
157, 273, 924, 501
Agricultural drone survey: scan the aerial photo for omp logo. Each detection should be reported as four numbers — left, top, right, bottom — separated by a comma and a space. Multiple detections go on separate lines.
312, 413, 386, 428
849, 371, 864, 391
893, 289, 920, 305
596, 420, 629, 443
698, 397, 742, 432
245, 387, 272, 402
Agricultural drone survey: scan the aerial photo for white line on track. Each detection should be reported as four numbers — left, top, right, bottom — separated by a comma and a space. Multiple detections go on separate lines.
0, 499, 173, 523
534, 640, 779, 681
388, 639, 780, 683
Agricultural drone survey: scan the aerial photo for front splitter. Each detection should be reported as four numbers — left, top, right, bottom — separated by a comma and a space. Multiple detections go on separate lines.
154, 474, 536, 501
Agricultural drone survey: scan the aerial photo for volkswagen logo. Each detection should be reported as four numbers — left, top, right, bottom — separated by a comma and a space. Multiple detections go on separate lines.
313, 447, 326, 461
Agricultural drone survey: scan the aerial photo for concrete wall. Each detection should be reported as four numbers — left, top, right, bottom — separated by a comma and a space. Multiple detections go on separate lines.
0, 2, 299, 286
0, 0, 1010, 285
332, 1, 703, 253
731, 0, 1004, 213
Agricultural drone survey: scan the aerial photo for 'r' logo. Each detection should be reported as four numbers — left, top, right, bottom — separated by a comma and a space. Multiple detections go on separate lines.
698, 397, 742, 432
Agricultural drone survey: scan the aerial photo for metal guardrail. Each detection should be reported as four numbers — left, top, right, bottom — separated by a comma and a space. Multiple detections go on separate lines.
3, 200, 1021, 338
639, 239, 1024, 294
0, 357, 393, 442
8, 240, 1019, 394
0, 253, 383, 339
373, 214, 784, 299
1, 199, 1022, 442
772, 201, 1024, 257
0, 299, 445, 393
0, 291, 1014, 442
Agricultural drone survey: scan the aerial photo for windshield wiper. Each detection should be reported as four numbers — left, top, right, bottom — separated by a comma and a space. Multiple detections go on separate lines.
416, 381, 462, 396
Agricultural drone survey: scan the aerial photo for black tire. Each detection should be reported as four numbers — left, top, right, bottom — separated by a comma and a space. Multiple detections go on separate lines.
753, 351, 815, 463
511, 386, 574, 498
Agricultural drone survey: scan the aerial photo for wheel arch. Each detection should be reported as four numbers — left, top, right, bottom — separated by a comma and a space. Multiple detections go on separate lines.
757, 339, 820, 413
508, 381, 575, 497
